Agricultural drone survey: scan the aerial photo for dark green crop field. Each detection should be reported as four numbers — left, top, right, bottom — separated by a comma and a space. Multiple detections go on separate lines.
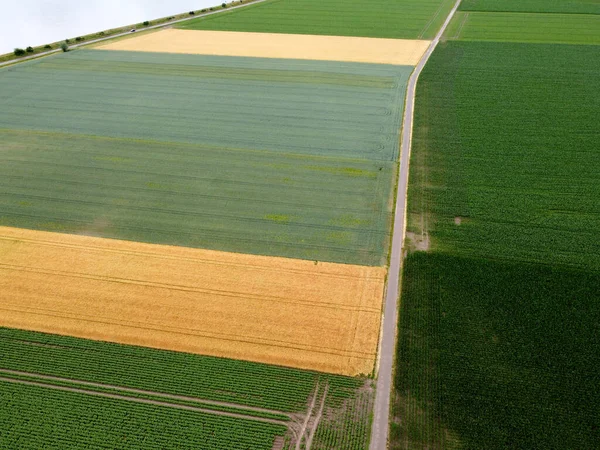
392, 42, 600, 449
0, 50, 410, 265
445, 11, 600, 44
1, 382, 285, 449
0, 328, 375, 449
460, 0, 600, 15
178, 0, 456, 39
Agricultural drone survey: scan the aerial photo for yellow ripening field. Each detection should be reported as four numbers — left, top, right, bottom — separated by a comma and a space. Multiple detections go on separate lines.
0, 227, 385, 376
98, 29, 431, 65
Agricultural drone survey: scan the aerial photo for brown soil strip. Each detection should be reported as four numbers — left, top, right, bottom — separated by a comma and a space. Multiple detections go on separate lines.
0, 227, 385, 376
98, 29, 431, 66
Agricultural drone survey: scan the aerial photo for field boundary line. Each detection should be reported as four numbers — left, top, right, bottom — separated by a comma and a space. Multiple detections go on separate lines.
0, 376, 288, 426
0, 368, 291, 417
0, 0, 272, 69
454, 13, 470, 40
369, 1, 463, 449
419, 0, 452, 39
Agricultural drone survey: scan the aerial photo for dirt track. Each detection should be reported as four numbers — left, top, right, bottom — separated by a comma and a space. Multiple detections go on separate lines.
98, 29, 431, 65
0, 227, 384, 376
368, 0, 463, 448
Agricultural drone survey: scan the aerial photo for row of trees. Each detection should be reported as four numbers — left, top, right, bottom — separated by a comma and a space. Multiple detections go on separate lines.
14, 42, 68, 57
12, 0, 243, 59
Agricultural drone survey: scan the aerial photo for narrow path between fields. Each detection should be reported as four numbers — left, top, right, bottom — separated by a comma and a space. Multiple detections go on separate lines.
304, 383, 329, 450
369, 1, 463, 449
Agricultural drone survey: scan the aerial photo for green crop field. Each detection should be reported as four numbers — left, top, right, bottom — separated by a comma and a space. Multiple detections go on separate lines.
445, 11, 600, 44
0, 50, 411, 265
177, 0, 456, 39
0, 327, 374, 449
460, 0, 600, 15
392, 42, 600, 449
1, 382, 285, 449
0, 50, 408, 161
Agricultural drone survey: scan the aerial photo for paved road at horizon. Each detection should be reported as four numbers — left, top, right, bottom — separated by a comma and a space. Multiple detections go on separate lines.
369, 1, 463, 449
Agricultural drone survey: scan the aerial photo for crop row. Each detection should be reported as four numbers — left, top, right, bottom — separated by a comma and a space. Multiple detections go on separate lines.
178, 0, 456, 40
446, 11, 600, 45
0, 50, 409, 162
395, 41, 600, 448
0, 328, 364, 412
0, 127, 394, 265
0, 328, 373, 448
1, 381, 285, 449
460, 0, 600, 14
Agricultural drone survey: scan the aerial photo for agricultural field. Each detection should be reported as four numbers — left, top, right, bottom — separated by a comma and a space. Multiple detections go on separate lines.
0, 327, 374, 449
0, 50, 407, 162
460, 0, 600, 15
0, 50, 411, 265
445, 11, 600, 44
100, 29, 431, 65
0, 0, 455, 447
178, 0, 456, 39
392, 41, 600, 449
0, 226, 384, 376
1, 382, 286, 449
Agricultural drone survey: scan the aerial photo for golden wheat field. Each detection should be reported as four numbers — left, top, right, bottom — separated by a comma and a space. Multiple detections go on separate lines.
98, 29, 431, 65
0, 227, 385, 376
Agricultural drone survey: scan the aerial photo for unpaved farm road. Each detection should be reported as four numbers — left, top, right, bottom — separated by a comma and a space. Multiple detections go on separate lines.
0, 0, 269, 68
369, 1, 463, 449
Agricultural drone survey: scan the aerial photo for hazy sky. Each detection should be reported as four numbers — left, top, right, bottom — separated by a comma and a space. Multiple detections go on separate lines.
1, 0, 220, 54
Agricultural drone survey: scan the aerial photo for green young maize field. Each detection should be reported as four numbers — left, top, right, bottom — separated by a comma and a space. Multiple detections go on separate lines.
392, 41, 600, 449
460, 0, 600, 15
445, 11, 600, 44
0, 382, 287, 449
0, 328, 374, 449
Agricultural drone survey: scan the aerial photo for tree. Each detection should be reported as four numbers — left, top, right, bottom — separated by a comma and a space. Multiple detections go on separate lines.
61, 42, 69, 52
14, 48, 26, 56
26, 46, 34, 53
